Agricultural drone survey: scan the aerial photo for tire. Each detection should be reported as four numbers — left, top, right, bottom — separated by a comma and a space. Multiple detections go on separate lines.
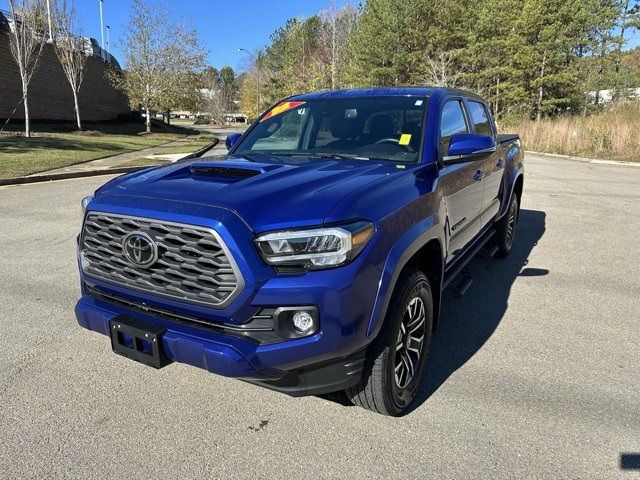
495, 193, 519, 258
346, 268, 433, 416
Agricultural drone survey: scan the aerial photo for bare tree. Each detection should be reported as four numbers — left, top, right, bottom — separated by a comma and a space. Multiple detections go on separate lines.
424, 53, 464, 88
108, 0, 206, 133
53, 0, 87, 130
7, 0, 46, 137
318, 1, 357, 90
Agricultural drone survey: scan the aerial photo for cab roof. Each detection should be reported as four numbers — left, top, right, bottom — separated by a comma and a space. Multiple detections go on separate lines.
290, 87, 484, 102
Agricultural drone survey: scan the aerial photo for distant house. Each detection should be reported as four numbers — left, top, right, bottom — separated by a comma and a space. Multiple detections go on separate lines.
587, 88, 640, 104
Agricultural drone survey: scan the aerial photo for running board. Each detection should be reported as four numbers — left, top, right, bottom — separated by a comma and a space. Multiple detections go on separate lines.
443, 228, 496, 290
451, 268, 473, 298
482, 243, 499, 259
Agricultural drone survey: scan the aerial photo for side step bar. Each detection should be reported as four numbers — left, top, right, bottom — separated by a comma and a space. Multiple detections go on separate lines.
443, 228, 496, 290
451, 268, 473, 298
483, 243, 499, 259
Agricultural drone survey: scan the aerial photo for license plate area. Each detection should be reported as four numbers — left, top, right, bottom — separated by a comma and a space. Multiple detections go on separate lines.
109, 316, 172, 368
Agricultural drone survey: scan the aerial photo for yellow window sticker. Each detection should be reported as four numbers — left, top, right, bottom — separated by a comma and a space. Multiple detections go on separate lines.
399, 133, 412, 145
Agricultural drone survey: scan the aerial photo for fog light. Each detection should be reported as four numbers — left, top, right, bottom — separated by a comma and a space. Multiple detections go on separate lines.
292, 311, 314, 333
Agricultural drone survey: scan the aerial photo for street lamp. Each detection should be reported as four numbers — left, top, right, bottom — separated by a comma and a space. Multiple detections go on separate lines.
45, 0, 53, 42
98, 0, 105, 61
238, 47, 261, 116
105, 25, 110, 60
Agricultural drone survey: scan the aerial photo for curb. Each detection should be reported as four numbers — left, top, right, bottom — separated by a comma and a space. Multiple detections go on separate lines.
179, 137, 219, 160
0, 138, 220, 187
525, 150, 640, 168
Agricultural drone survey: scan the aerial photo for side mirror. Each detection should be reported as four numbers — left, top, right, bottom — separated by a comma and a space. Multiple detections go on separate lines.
225, 133, 242, 151
443, 134, 496, 162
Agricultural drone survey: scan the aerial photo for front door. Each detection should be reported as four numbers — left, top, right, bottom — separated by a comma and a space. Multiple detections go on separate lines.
438, 99, 485, 264
465, 99, 505, 224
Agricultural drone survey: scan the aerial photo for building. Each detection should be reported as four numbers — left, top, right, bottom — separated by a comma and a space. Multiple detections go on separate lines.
0, 9, 129, 122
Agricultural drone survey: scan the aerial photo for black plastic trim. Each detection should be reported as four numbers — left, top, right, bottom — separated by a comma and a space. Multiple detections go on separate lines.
86, 284, 318, 345
244, 348, 366, 397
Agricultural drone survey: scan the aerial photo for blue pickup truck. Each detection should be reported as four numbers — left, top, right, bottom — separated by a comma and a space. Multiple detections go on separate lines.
76, 87, 524, 416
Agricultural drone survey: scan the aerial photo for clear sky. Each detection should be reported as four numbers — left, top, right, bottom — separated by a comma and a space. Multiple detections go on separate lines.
1, 0, 334, 69
2, 0, 639, 71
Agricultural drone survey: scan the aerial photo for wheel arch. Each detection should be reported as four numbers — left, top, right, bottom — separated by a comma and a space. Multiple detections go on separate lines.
404, 239, 443, 332
366, 221, 445, 340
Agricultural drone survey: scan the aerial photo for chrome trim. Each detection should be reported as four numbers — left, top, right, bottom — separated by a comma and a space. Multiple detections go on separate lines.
80, 212, 245, 309
442, 146, 497, 163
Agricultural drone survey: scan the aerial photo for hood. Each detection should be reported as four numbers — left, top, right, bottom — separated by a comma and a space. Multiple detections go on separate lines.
97, 157, 401, 232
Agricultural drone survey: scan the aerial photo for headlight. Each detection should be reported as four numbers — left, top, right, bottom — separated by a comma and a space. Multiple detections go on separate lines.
81, 195, 94, 215
255, 221, 374, 270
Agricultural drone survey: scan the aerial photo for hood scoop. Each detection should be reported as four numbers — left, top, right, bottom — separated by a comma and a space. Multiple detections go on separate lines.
189, 165, 260, 179
187, 160, 285, 182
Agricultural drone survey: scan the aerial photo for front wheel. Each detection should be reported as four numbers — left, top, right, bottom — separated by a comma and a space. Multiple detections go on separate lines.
346, 269, 433, 416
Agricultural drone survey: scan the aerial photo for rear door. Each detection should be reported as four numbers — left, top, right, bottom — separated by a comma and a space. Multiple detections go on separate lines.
465, 99, 505, 224
438, 98, 485, 264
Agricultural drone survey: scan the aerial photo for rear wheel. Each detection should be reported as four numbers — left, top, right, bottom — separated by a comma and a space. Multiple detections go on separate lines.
346, 269, 433, 416
495, 194, 519, 258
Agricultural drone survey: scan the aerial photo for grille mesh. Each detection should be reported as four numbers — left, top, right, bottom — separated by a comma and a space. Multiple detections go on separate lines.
81, 213, 242, 307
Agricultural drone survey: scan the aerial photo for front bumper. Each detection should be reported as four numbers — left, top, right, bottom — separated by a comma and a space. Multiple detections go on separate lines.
75, 294, 367, 396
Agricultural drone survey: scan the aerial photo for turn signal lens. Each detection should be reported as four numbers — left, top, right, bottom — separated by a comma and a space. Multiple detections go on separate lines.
81, 195, 94, 215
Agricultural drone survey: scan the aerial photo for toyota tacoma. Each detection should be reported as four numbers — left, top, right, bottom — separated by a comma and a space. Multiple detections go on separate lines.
76, 87, 524, 416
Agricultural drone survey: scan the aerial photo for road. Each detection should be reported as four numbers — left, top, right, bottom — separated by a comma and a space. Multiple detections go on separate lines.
193, 125, 245, 157
0, 155, 638, 479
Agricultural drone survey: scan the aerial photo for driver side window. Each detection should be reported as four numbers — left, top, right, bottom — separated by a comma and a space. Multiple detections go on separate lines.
440, 100, 469, 152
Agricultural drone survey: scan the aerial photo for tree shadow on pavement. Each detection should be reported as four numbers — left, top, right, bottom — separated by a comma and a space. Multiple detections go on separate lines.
320, 209, 547, 411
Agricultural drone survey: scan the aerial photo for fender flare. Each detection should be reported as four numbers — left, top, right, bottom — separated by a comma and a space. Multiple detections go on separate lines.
366, 214, 444, 338
497, 164, 524, 220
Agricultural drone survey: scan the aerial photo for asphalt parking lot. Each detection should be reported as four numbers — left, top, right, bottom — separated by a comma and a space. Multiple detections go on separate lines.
1, 154, 638, 479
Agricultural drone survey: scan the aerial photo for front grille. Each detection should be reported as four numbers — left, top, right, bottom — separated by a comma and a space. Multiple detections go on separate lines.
80, 213, 243, 308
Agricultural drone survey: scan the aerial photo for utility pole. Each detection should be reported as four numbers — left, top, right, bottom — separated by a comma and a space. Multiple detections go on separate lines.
45, 0, 53, 42
105, 24, 110, 62
99, 0, 105, 61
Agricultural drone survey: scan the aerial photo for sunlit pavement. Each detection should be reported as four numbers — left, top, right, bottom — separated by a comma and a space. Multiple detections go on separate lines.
0, 154, 638, 478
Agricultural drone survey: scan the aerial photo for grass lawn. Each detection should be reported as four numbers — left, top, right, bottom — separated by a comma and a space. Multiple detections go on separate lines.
0, 121, 199, 179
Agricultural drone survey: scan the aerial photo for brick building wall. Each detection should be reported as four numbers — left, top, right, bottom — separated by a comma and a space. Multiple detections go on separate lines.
0, 33, 130, 122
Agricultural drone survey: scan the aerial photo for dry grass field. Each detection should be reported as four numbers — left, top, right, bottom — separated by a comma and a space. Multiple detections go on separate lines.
504, 101, 640, 162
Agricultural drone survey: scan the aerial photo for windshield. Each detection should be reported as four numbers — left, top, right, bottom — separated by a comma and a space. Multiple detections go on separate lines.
234, 96, 427, 163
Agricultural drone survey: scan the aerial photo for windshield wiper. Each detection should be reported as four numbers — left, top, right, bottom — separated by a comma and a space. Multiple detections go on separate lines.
237, 151, 371, 162
308, 153, 370, 161
235, 152, 285, 163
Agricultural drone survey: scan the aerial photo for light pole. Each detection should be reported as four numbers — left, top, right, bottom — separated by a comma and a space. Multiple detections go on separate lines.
45, 0, 53, 42
238, 47, 261, 116
98, 0, 105, 61
105, 25, 110, 61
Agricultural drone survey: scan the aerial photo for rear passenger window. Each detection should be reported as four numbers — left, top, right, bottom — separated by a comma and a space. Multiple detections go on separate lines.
440, 100, 468, 151
467, 101, 493, 135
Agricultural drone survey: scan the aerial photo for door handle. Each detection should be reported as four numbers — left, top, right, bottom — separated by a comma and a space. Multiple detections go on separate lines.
473, 170, 484, 182
496, 159, 504, 168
